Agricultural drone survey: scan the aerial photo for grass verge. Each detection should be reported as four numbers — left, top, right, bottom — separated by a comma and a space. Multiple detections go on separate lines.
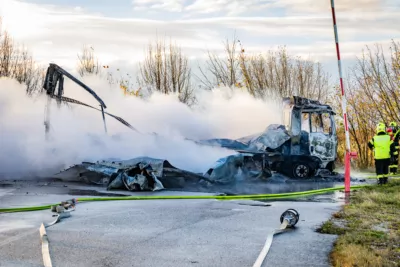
317, 180, 400, 267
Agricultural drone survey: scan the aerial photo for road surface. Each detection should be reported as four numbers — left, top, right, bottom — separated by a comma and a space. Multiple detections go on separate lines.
0, 182, 340, 267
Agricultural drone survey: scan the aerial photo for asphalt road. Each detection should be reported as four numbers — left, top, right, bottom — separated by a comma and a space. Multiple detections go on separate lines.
0, 184, 340, 267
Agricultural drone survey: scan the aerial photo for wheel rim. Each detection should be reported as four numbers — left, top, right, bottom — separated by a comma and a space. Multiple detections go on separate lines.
295, 164, 309, 178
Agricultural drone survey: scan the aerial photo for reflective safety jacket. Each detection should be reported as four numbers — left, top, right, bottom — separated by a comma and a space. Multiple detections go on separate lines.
392, 129, 400, 146
368, 133, 392, 159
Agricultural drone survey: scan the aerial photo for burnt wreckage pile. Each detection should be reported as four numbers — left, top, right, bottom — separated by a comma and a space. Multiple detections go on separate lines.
43, 63, 339, 191
198, 96, 338, 179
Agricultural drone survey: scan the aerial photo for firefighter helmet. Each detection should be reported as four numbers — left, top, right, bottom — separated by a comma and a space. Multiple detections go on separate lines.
388, 121, 398, 133
376, 124, 386, 134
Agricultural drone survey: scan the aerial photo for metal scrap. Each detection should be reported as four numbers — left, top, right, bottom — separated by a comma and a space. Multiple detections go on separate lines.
107, 162, 164, 191
197, 124, 291, 152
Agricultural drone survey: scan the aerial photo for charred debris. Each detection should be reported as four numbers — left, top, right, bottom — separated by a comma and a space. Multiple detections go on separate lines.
43, 63, 340, 192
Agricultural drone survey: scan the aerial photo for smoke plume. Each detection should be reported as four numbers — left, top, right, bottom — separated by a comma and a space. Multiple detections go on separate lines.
0, 76, 282, 179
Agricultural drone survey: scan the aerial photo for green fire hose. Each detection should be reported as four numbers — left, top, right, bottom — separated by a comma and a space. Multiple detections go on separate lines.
0, 184, 368, 213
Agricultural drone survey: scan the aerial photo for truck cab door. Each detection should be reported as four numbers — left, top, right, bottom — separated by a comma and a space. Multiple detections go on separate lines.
308, 112, 337, 164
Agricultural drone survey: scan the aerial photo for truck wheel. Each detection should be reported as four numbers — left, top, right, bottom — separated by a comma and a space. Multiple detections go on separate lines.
292, 162, 311, 179
326, 161, 335, 172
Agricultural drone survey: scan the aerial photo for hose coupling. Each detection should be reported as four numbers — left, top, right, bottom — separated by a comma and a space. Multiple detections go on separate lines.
280, 209, 300, 228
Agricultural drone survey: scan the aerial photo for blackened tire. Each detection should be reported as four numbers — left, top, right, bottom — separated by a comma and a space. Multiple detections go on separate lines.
326, 161, 335, 172
292, 162, 311, 179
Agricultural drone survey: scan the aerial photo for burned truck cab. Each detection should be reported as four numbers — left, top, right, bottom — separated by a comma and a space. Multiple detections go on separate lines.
276, 96, 338, 178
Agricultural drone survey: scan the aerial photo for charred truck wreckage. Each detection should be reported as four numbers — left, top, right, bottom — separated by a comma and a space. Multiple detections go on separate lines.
198, 96, 338, 179
44, 63, 339, 192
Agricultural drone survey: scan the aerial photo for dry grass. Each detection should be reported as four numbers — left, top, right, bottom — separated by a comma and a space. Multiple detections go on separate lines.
317, 180, 400, 267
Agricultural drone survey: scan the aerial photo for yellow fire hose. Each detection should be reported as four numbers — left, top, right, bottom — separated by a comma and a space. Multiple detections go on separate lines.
0, 184, 369, 214
4, 170, 398, 214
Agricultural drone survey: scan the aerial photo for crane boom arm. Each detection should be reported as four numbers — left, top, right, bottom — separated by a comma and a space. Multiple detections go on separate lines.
43, 63, 107, 109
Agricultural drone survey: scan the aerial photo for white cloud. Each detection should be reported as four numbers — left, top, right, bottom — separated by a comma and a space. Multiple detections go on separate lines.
273, 0, 386, 13
132, 0, 184, 12
135, 0, 390, 16
185, 0, 269, 15
281, 39, 397, 60
216, 12, 400, 40
0, 0, 398, 74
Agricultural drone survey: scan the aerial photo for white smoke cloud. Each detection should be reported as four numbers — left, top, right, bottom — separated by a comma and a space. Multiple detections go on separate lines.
0, 76, 282, 179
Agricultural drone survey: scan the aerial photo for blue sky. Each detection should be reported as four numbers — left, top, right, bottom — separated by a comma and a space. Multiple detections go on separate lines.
0, 0, 399, 80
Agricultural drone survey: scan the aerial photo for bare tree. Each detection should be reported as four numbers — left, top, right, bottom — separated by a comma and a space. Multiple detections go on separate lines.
238, 46, 332, 101
0, 17, 44, 94
199, 32, 332, 101
76, 46, 136, 97
137, 38, 195, 105
333, 40, 400, 169
197, 33, 242, 90
77, 45, 101, 77
352, 41, 400, 123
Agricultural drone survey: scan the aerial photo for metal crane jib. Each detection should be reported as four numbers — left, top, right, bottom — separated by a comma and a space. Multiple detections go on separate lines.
42, 63, 136, 138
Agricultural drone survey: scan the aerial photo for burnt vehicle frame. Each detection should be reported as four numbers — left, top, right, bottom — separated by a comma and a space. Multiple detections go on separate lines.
261, 96, 337, 179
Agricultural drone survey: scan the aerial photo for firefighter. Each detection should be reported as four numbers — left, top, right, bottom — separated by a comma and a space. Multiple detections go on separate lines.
387, 121, 400, 174
368, 123, 392, 185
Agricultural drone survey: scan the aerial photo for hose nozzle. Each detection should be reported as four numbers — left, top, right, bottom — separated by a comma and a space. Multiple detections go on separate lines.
280, 209, 299, 228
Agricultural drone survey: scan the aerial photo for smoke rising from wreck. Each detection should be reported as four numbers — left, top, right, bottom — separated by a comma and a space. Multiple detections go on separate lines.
0, 76, 283, 179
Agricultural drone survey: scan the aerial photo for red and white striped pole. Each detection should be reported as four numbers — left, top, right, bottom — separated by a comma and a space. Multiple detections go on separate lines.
330, 0, 356, 193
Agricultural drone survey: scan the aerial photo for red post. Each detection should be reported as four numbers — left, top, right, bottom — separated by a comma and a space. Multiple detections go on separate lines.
344, 152, 350, 192
330, 0, 355, 193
